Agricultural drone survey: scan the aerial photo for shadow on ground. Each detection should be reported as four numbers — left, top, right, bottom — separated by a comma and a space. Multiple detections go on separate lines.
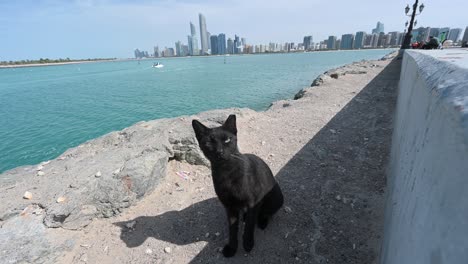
115, 59, 401, 264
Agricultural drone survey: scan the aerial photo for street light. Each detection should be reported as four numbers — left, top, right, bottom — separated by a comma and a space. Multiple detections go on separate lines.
401, 0, 425, 49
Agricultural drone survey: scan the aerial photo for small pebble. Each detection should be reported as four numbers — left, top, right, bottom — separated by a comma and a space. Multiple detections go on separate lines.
23, 191, 33, 200
205, 233, 210, 238
330, 129, 337, 134
37, 171, 45, 176
215, 232, 220, 236
335, 195, 342, 201
145, 248, 153, 254
57, 196, 67, 203
284, 206, 292, 213
95, 171, 102, 177
125, 220, 136, 229
113, 168, 120, 175
164, 247, 171, 253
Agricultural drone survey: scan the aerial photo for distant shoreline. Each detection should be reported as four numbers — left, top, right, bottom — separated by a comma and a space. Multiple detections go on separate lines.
1, 48, 396, 69
0, 59, 117, 69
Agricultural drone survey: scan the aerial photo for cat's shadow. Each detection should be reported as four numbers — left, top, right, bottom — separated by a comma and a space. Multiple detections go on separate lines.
114, 198, 222, 249
114, 197, 290, 263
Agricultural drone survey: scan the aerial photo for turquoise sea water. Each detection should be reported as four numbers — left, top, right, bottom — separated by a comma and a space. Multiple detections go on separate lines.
0, 49, 393, 173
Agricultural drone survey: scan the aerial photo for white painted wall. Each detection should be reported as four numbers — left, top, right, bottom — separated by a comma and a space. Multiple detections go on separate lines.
381, 49, 468, 264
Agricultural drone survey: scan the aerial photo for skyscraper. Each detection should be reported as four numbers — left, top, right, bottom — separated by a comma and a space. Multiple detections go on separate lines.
210, 35, 218, 55
327, 36, 337, 49
303, 36, 313, 51
371, 33, 379, 48
388, 32, 401, 46
415, 27, 431, 42
372, 22, 385, 34
354, 32, 366, 49
447, 28, 462, 42
218, 33, 226, 55
429, 28, 440, 38
175, 41, 182, 57
341, 34, 354, 49
207, 32, 211, 50
227, 38, 234, 54
462, 27, 468, 47
154, 46, 160, 57
377, 32, 386, 47
199, 13, 208, 55
188, 22, 199, 55
234, 35, 240, 54
438, 27, 450, 41
190, 22, 196, 36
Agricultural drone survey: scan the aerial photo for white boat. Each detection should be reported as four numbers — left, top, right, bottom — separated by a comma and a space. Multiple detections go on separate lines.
152, 63, 164, 68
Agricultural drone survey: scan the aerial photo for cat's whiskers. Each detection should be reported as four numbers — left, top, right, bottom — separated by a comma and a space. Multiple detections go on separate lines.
230, 153, 244, 161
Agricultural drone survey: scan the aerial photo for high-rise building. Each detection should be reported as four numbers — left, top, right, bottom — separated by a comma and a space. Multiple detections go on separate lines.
234, 35, 240, 54
354, 32, 366, 49
175, 41, 182, 57
188, 22, 199, 55
210, 35, 218, 55
414, 27, 430, 42
429, 28, 440, 38
447, 28, 462, 42
207, 32, 211, 50
341, 34, 354, 49
217, 34, 226, 55
227, 38, 234, 54
199, 13, 209, 55
388, 32, 401, 46
377, 32, 386, 47
303, 36, 313, 51
462, 26, 468, 47
397, 33, 405, 45
372, 22, 385, 34
371, 33, 379, 48
438, 27, 450, 41
327, 36, 337, 49
181, 45, 189, 56
190, 22, 196, 36
154, 46, 160, 57
364, 34, 373, 47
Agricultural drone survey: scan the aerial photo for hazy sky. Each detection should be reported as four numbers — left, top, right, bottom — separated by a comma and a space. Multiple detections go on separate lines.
1, 0, 466, 60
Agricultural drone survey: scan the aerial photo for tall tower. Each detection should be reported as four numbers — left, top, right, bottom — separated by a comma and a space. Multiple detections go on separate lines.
199, 13, 208, 55
189, 22, 199, 55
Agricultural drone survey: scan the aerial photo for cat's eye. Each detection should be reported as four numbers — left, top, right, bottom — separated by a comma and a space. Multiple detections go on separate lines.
224, 138, 231, 144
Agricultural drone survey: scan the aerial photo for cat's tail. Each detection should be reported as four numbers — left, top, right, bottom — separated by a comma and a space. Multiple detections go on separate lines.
257, 183, 284, 229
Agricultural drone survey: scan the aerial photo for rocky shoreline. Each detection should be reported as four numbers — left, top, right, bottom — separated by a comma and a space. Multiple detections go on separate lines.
0, 51, 397, 263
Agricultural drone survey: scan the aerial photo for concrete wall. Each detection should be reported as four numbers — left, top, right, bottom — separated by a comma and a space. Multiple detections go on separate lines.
381, 49, 468, 264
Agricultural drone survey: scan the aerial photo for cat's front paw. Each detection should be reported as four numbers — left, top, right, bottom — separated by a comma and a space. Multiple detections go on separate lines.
243, 238, 254, 252
222, 245, 237, 258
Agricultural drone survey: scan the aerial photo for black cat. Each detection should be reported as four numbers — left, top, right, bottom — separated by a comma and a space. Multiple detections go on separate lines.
192, 114, 284, 257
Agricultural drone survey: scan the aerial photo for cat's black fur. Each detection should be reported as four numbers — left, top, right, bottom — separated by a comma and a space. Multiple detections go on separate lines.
192, 115, 284, 257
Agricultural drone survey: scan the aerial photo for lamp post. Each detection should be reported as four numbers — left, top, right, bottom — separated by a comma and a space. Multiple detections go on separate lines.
401, 0, 425, 49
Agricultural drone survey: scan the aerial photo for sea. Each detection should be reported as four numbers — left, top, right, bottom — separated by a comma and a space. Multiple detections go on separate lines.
0, 49, 394, 173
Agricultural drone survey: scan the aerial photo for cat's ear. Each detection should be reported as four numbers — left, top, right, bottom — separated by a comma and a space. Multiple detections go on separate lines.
192, 119, 209, 141
222, 114, 237, 135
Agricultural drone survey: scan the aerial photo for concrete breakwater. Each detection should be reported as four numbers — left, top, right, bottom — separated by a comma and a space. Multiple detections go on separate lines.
381, 49, 468, 264
0, 52, 396, 263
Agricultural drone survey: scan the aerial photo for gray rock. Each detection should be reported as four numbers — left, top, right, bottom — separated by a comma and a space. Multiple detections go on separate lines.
311, 74, 326, 87
0, 204, 75, 264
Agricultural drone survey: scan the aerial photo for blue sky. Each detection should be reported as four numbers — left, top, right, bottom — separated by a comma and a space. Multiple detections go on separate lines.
1, 0, 466, 60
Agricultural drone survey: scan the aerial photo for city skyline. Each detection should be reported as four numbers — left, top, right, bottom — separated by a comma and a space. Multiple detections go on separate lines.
136, 16, 466, 58
1, 0, 467, 60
